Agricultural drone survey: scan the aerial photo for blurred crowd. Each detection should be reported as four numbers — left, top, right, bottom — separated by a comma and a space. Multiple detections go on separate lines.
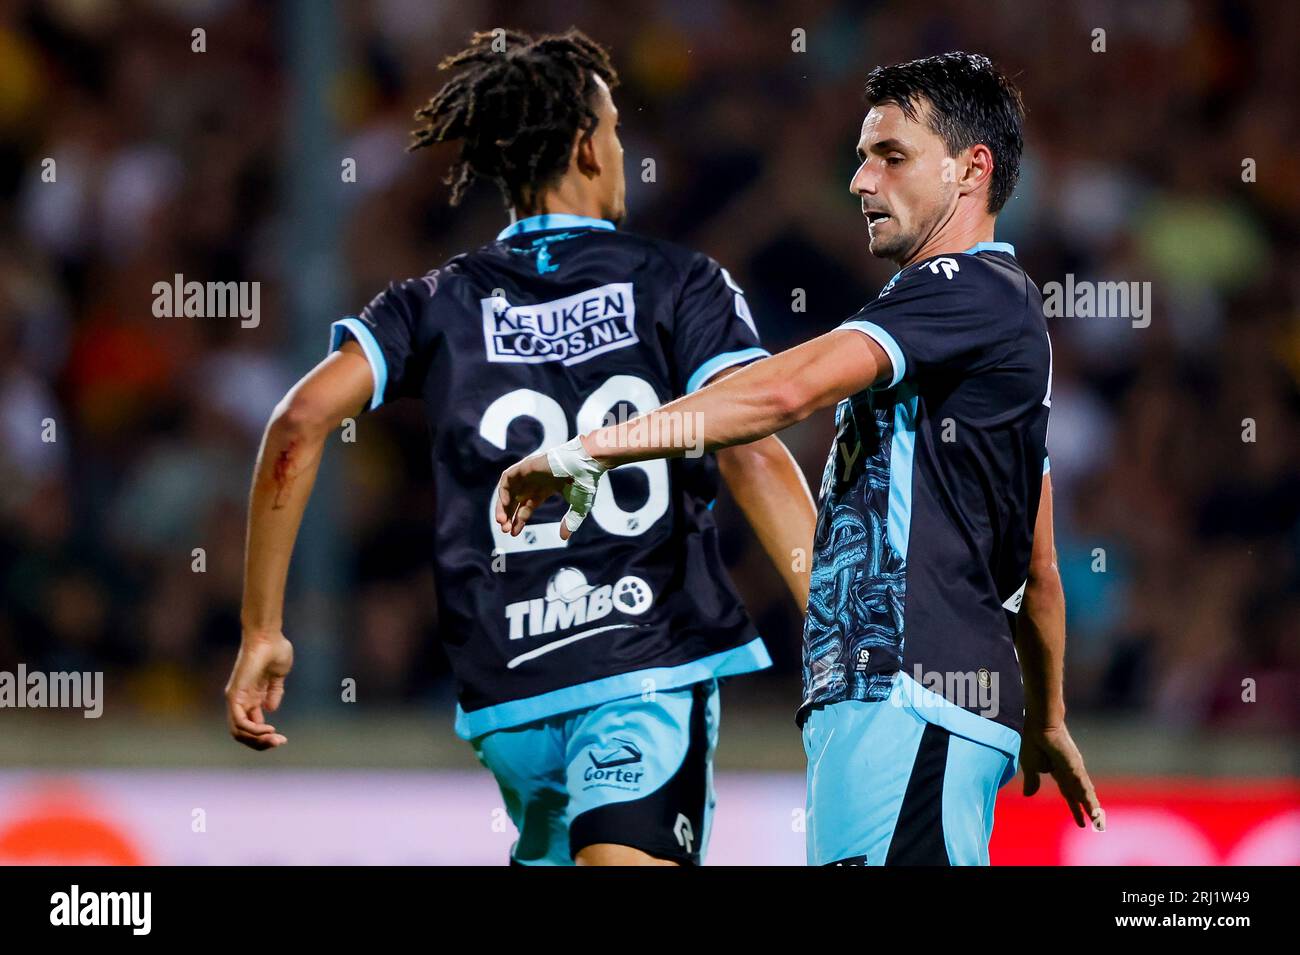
0, 0, 1296, 731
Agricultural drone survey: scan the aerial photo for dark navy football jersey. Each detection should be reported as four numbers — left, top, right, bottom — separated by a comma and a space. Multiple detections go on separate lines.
800, 242, 1050, 753
329, 214, 772, 739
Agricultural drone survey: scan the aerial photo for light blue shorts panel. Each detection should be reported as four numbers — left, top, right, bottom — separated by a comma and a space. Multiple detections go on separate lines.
941, 730, 1011, 865
803, 696, 1014, 866
471, 680, 719, 865
471, 715, 570, 865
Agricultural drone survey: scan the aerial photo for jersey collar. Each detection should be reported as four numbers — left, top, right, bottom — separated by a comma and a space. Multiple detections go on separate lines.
962, 241, 1016, 256
879, 241, 1017, 296
497, 214, 616, 241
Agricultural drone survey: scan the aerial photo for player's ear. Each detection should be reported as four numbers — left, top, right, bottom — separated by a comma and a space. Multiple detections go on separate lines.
957, 143, 994, 199
574, 128, 601, 180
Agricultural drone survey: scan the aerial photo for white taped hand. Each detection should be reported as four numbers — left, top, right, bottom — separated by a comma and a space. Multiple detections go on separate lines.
546, 436, 608, 535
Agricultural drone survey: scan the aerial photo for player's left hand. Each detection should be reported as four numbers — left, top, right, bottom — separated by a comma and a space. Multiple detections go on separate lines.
496, 436, 608, 540
225, 632, 293, 750
1021, 720, 1104, 831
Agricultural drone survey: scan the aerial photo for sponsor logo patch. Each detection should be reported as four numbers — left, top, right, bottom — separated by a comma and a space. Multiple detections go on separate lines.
503, 568, 654, 670
505, 567, 652, 642
482, 283, 636, 366
583, 737, 646, 789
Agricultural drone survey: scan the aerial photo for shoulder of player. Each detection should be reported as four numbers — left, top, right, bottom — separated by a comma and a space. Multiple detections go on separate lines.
355, 257, 471, 327
383, 255, 475, 301
601, 231, 725, 286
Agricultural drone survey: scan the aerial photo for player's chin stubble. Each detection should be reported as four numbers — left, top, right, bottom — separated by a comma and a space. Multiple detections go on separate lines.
867, 225, 909, 261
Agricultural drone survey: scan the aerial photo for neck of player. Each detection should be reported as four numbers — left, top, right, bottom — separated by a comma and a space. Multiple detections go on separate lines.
898, 204, 997, 268
512, 183, 609, 225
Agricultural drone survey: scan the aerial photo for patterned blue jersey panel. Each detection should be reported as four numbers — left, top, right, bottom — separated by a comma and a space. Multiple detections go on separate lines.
802, 389, 906, 714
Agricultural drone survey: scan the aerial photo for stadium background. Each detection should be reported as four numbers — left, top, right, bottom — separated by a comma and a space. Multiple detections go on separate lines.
0, 0, 1296, 863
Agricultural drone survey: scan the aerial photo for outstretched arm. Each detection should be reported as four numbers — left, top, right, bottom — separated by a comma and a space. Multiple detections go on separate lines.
599, 329, 886, 463
496, 328, 889, 538
1015, 471, 1105, 829
227, 341, 374, 750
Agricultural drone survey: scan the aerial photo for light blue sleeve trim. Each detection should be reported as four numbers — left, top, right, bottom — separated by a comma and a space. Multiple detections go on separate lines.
685, 346, 771, 393
1043, 455, 1051, 475
894, 672, 1022, 785
329, 317, 387, 411
453, 636, 772, 739
841, 319, 906, 388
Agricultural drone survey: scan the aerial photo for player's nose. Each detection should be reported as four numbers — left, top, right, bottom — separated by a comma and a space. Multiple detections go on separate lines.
849, 162, 877, 197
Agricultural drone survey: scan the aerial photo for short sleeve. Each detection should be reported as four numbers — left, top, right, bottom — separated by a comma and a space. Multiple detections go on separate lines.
329, 277, 432, 410
673, 254, 770, 394
840, 256, 1019, 388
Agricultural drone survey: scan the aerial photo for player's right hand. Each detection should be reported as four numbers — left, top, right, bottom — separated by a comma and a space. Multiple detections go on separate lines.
225, 632, 294, 750
1021, 720, 1104, 831
496, 436, 608, 540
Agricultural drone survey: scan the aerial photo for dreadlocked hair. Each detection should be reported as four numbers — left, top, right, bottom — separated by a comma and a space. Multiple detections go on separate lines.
409, 28, 619, 211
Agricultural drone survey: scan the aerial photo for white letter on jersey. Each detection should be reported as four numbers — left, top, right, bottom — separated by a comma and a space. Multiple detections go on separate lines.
925, 257, 960, 280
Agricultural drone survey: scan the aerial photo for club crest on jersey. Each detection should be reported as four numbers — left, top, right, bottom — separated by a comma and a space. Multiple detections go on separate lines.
504, 567, 653, 642
481, 282, 637, 366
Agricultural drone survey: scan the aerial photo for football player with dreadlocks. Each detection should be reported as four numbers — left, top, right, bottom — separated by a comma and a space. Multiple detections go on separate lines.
225, 29, 815, 866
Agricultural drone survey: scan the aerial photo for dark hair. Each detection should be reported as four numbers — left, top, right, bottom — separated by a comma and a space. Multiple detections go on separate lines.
864, 52, 1024, 214
409, 29, 618, 211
